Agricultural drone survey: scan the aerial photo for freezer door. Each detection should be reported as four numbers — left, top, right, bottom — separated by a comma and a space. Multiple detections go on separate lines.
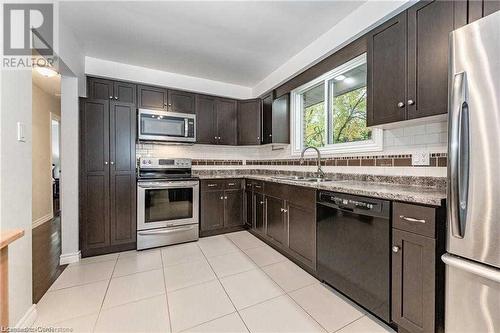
443, 254, 500, 332
448, 11, 500, 268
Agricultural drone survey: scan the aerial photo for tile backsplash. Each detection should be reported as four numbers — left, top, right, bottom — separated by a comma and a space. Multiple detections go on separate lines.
137, 119, 448, 178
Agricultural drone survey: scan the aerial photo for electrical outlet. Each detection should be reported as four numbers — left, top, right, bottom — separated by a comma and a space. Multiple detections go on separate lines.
412, 151, 430, 166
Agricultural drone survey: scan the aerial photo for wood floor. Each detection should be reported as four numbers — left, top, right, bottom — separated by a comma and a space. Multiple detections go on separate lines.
32, 215, 67, 303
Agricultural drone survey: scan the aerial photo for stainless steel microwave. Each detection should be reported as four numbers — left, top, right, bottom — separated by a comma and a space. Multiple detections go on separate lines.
138, 109, 196, 143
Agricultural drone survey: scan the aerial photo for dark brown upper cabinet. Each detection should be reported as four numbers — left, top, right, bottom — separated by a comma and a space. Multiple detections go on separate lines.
469, 0, 500, 22
137, 85, 168, 110
195, 95, 217, 144
87, 78, 114, 101
88, 78, 136, 104
367, 12, 407, 126
113, 81, 136, 104
237, 99, 262, 145
79, 97, 137, 257
167, 90, 196, 114
367, 1, 466, 126
215, 98, 238, 145
262, 93, 290, 144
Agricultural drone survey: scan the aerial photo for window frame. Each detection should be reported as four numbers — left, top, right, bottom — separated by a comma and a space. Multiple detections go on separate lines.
290, 53, 383, 156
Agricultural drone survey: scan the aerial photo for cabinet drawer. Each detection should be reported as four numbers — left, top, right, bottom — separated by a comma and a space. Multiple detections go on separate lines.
393, 202, 436, 238
201, 180, 224, 191
224, 179, 242, 190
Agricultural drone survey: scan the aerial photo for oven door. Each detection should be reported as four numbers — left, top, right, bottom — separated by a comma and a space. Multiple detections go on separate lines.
137, 180, 199, 231
138, 109, 196, 142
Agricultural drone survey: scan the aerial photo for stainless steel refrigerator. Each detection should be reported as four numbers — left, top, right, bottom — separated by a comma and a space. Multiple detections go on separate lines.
443, 10, 500, 333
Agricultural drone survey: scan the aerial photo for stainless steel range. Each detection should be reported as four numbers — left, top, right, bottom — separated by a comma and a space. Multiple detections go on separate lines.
137, 158, 199, 250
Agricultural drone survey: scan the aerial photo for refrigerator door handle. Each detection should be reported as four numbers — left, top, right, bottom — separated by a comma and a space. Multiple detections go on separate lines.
442, 254, 500, 284
449, 71, 469, 239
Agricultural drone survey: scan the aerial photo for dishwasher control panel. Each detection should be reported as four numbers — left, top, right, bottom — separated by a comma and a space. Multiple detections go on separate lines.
317, 191, 389, 216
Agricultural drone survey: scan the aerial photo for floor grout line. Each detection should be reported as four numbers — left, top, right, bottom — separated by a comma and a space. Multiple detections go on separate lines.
199, 235, 252, 333
160, 246, 174, 333
91, 255, 119, 332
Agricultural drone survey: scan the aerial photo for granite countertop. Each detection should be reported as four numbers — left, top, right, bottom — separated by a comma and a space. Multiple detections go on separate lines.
196, 174, 446, 206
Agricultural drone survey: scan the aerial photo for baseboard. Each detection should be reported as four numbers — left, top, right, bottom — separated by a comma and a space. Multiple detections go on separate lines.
60, 251, 81, 265
32, 213, 53, 229
14, 304, 37, 328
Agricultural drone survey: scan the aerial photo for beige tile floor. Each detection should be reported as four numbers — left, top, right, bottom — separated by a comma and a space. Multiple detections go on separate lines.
33, 231, 395, 333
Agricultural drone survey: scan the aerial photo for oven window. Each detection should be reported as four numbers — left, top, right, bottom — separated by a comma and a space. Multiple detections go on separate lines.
145, 188, 193, 222
140, 114, 185, 137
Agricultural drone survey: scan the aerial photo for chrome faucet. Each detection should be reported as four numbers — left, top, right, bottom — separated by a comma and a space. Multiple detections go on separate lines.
299, 146, 325, 179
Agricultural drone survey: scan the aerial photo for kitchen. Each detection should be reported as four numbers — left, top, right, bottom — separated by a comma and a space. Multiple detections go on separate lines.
1, 1, 499, 333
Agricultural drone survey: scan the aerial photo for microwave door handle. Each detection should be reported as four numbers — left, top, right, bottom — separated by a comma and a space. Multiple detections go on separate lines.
184, 118, 189, 137
449, 72, 469, 239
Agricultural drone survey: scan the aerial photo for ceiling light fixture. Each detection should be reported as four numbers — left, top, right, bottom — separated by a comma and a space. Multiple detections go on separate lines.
334, 75, 346, 81
36, 66, 58, 78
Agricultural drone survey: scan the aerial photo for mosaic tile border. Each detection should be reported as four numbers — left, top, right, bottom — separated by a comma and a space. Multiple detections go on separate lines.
191, 153, 447, 167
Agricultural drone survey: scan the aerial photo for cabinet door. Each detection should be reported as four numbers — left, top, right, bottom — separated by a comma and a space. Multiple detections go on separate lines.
114, 81, 136, 104
216, 98, 237, 145
288, 204, 316, 268
392, 229, 436, 333
137, 85, 167, 110
245, 190, 253, 228
238, 99, 261, 145
201, 190, 224, 231
168, 90, 196, 114
266, 196, 287, 245
484, 0, 500, 16
195, 95, 217, 144
262, 93, 273, 144
254, 193, 265, 234
367, 12, 407, 126
87, 78, 113, 101
271, 94, 290, 144
224, 190, 243, 227
80, 99, 111, 252
109, 102, 137, 246
407, 0, 456, 120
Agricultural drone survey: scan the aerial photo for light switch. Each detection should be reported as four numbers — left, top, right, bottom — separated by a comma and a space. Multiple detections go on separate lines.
17, 122, 26, 142
412, 151, 430, 166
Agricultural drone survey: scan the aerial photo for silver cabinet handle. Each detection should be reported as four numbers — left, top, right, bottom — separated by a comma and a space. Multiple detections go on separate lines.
399, 215, 426, 224
280, 208, 284, 212
114, 96, 118, 100
407, 99, 415, 105
254, 185, 262, 189
228, 183, 235, 186
104, 161, 108, 165
269, 134, 272, 137
207, 184, 217, 187
259, 201, 264, 204
283, 209, 288, 213
392, 246, 400, 253
224, 196, 228, 200
109, 96, 113, 99
220, 196, 224, 200
110, 161, 115, 165
214, 136, 217, 139
397, 102, 405, 108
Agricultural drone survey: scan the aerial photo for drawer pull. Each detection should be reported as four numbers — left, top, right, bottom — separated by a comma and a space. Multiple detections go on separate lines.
259, 201, 264, 205
400, 215, 426, 224
255, 185, 262, 189
228, 183, 236, 186
207, 184, 217, 187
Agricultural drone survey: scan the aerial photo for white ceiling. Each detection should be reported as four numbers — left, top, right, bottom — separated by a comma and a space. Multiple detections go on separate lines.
60, 1, 366, 87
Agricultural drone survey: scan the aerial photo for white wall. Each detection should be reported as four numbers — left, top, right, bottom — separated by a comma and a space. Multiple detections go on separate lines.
85, 57, 253, 99
253, 0, 414, 96
0, 68, 34, 326
60, 76, 80, 263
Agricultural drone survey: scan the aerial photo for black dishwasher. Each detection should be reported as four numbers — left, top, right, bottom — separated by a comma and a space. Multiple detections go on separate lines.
317, 191, 391, 323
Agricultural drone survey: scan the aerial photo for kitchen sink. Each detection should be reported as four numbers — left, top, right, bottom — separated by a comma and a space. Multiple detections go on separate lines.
272, 176, 332, 182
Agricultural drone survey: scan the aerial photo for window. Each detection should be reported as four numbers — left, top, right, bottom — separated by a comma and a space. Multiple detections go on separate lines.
292, 54, 382, 155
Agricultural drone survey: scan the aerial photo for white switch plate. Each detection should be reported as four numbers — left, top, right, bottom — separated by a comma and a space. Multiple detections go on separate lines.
17, 122, 26, 142
412, 151, 430, 166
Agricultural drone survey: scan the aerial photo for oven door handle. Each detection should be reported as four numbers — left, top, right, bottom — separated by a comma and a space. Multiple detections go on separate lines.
138, 225, 196, 235
138, 181, 199, 189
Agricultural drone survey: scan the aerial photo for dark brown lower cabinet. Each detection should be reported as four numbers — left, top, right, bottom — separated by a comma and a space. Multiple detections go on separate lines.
391, 202, 445, 333
254, 193, 265, 234
245, 189, 253, 228
79, 98, 136, 257
200, 179, 244, 236
265, 196, 287, 245
288, 203, 316, 266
